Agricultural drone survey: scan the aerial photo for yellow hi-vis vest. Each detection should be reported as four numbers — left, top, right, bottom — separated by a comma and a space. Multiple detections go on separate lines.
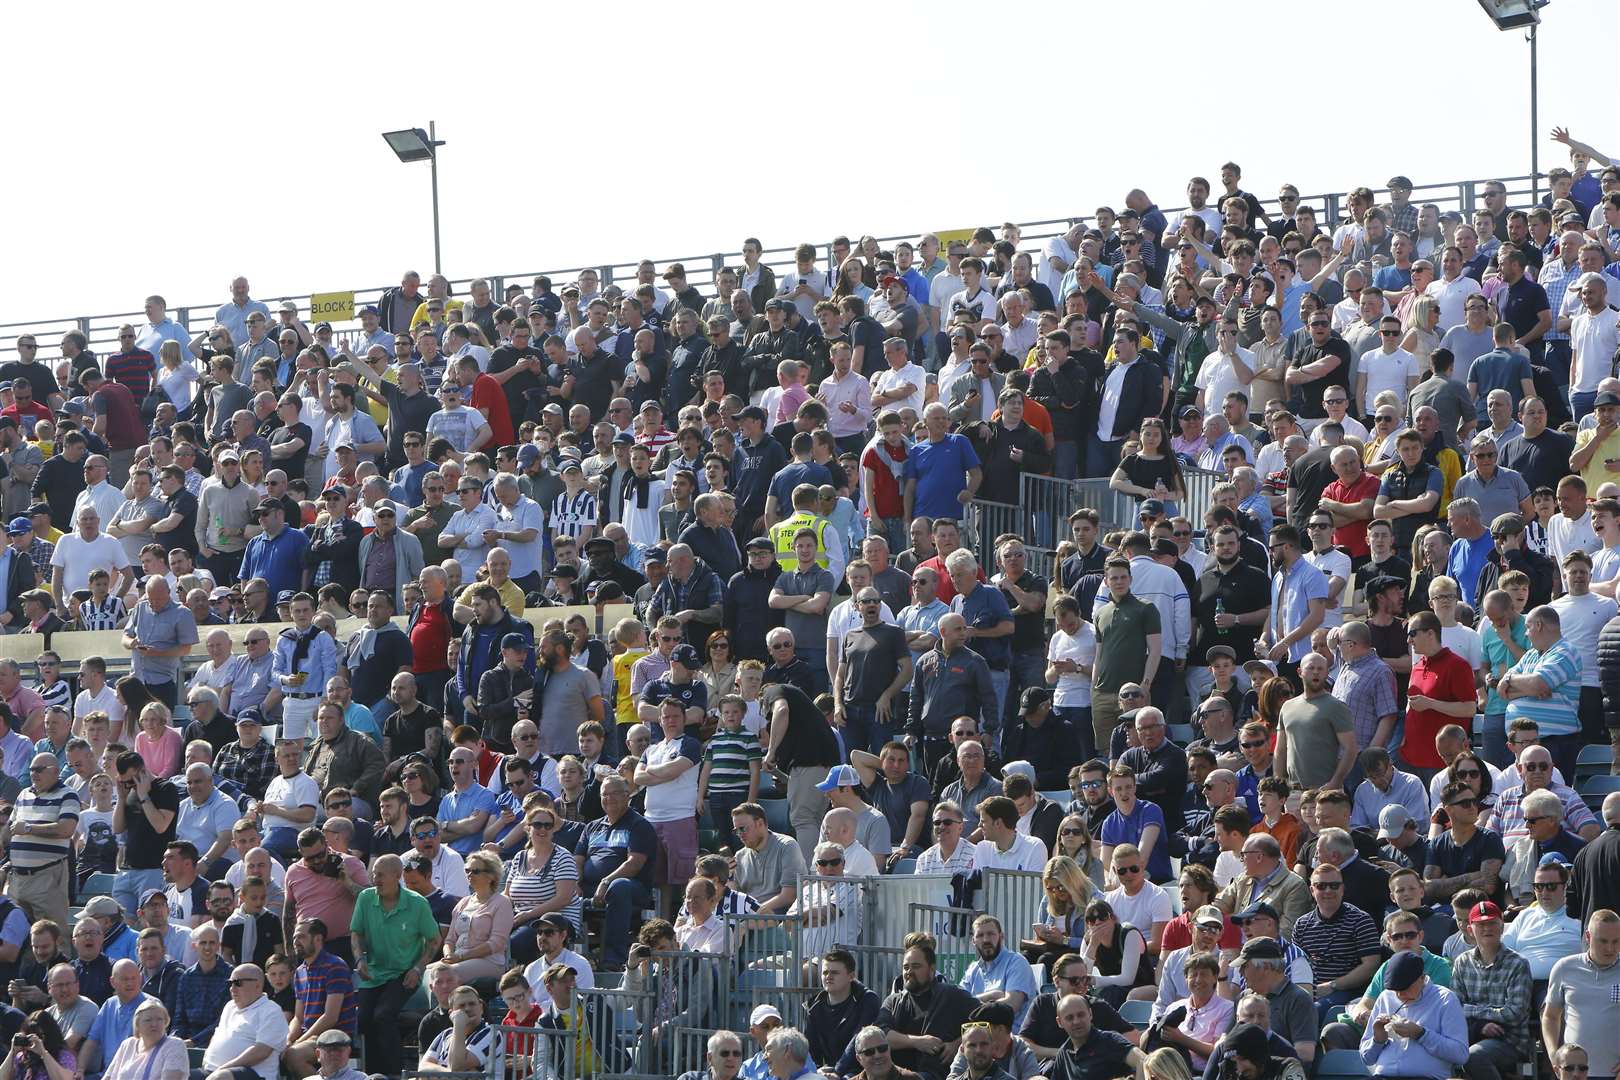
770, 511, 831, 568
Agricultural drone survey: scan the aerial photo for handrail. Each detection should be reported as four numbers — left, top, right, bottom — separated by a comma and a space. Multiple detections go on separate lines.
1, 172, 1540, 362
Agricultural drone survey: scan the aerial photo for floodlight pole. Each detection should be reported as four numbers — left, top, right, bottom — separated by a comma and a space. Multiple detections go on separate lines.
429, 120, 443, 275
1528, 27, 1539, 203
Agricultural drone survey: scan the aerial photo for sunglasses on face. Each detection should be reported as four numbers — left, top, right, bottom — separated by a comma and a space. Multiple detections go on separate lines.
1389, 930, 1420, 942
1533, 881, 1565, 891
1312, 881, 1342, 890
1114, 865, 1140, 875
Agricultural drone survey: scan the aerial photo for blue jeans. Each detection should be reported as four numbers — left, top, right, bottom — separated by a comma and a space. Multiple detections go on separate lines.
1542, 732, 1581, 784
796, 648, 830, 696
1054, 439, 1081, 481
841, 702, 892, 757
1481, 713, 1511, 769
1573, 390, 1598, 425
596, 876, 653, 968
1544, 340, 1573, 388
988, 669, 1010, 741
1314, 988, 1359, 1024
1003, 651, 1048, 727
265, 826, 302, 864
1087, 433, 1123, 478
112, 868, 165, 921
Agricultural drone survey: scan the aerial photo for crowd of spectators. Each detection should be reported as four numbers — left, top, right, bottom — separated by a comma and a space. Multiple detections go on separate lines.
0, 143, 1618, 1080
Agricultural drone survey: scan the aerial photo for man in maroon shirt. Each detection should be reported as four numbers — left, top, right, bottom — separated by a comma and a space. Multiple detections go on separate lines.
1317, 445, 1382, 572
82, 370, 144, 486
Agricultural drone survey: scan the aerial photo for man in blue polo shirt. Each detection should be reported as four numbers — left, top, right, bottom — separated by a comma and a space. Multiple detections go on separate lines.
904, 402, 981, 523
238, 498, 308, 600
575, 775, 657, 970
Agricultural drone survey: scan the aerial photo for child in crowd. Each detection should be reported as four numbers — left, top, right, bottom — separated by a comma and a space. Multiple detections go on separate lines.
698, 694, 762, 852
74, 772, 119, 887
736, 660, 766, 735
1253, 776, 1302, 866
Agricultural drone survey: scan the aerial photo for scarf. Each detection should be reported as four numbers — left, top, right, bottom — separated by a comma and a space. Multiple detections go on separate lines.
289, 624, 321, 670
626, 472, 654, 510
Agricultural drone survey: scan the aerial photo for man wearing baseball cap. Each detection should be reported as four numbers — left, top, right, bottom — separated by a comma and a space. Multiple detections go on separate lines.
636, 643, 707, 734
1450, 901, 1533, 1080
1358, 950, 1468, 1079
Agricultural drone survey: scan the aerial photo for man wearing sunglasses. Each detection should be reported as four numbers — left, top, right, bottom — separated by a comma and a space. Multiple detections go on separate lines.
1290, 865, 1382, 1022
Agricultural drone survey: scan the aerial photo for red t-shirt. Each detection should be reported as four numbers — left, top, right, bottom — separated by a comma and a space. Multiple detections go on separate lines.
470, 373, 514, 448
92, 382, 146, 451
410, 599, 453, 675
861, 439, 908, 519
1404, 647, 1476, 767
1321, 472, 1382, 557
1160, 910, 1244, 953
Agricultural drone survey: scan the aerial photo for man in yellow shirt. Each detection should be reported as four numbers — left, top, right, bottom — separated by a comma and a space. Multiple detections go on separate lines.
1570, 389, 1620, 494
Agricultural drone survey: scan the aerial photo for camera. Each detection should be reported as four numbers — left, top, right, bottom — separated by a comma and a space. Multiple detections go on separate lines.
321, 852, 344, 878
12, 1035, 29, 1051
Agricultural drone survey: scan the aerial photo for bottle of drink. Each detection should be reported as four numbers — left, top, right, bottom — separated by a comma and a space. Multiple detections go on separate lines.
1214, 596, 1226, 633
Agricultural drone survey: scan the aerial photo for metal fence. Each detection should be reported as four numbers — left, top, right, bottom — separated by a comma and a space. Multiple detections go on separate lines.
1, 172, 1538, 362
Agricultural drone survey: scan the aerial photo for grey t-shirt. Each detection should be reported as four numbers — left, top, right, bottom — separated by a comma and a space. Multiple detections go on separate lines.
819, 805, 894, 859
778, 566, 836, 650
1277, 693, 1353, 789
537, 664, 602, 756
1451, 467, 1531, 526
734, 830, 806, 904
129, 598, 200, 686
112, 495, 167, 563
1442, 324, 1499, 387
1547, 952, 1620, 1076
49, 996, 98, 1042
1263, 981, 1320, 1049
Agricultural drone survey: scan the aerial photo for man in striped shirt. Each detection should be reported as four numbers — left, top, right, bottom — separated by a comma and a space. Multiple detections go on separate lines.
6, 752, 79, 929
1291, 863, 1383, 1023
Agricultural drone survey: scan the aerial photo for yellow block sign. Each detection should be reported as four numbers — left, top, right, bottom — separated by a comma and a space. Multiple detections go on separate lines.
310, 291, 355, 324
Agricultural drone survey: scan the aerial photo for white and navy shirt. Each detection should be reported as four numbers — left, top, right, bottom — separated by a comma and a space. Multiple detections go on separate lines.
425, 1021, 502, 1074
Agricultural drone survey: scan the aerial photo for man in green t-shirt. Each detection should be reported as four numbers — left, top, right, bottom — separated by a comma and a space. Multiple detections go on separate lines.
1090, 556, 1163, 759
350, 853, 440, 1078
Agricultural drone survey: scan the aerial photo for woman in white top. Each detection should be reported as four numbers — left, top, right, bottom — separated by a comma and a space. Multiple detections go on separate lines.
1401, 296, 1443, 374
155, 341, 201, 411
98, 1000, 187, 1080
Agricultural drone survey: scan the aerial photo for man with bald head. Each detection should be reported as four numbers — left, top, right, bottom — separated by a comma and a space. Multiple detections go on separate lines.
7, 750, 77, 927
122, 575, 198, 710
906, 611, 996, 773
81, 958, 155, 1079
350, 853, 439, 1080
648, 543, 725, 649
202, 963, 289, 1080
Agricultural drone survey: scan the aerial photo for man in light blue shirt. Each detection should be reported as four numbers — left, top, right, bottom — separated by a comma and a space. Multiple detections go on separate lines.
1262, 525, 1328, 666
438, 746, 498, 857
265, 592, 338, 743
133, 296, 189, 363
81, 959, 156, 1080
1358, 951, 1469, 1079
959, 913, 1038, 1031
898, 567, 951, 660
1351, 747, 1431, 830
214, 278, 272, 346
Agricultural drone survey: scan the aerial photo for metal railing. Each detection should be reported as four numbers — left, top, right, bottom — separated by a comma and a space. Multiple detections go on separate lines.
1, 172, 1539, 363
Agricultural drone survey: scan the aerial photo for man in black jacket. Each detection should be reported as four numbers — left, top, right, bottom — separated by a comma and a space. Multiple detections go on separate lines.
660, 310, 709, 415
0, 518, 37, 628
966, 391, 1053, 503
741, 299, 803, 400
999, 689, 1078, 792
725, 538, 783, 662
1029, 330, 1099, 481
804, 947, 882, 1071
1087, 326, 1162, 475
302, 486, 363, 594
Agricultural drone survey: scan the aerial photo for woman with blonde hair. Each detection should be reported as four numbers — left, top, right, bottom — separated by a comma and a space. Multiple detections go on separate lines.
1054, 813, 1105, 890
1022, 856, 1096, 967
96, 1001, 183, 1080
442, 849, 514, 980
154, 340, 201, 411
1401, 295, 1442, 371
1143, 1047, 1193, 1080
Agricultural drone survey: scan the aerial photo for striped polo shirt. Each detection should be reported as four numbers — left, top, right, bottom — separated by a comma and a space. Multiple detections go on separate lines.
703, 727, 763, 794
294, 949, 357, 1034
1503, 639, 1582, 737
11, 781, 79, 868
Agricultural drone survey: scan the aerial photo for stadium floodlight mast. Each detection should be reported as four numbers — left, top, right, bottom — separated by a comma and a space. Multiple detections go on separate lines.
1476, 0, 1550, 201
381, 122, 446, 274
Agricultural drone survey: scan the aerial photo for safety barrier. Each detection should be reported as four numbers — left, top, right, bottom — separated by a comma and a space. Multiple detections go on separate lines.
979, 869, 1048, 952
1012, 467, 1226, 546
2, 172, 1537, 365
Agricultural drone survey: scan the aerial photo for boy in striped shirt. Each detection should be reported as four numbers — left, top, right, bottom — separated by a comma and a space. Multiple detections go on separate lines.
699, 694, 762, 852
549, 460, 596, 546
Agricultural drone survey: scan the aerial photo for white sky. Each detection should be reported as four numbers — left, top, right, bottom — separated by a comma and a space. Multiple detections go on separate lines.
2, 0, 1614, 330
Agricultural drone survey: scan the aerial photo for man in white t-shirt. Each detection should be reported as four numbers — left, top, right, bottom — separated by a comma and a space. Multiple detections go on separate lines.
48, 506, 132, 617
258, 740, 320, 863
201, 963, 290, 1080
1196, 323, 1255, 414
73, 657, 124, 733
1550, 550, 1618, 715
1429, 577, 1484, 673
1047, 596, 1096, 747
1425, 248, 1485, 330
971, 795, 1047, 872
869, 337, 926, 419
1357, 316, 1420, 414
1304, 512, 1352, 629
